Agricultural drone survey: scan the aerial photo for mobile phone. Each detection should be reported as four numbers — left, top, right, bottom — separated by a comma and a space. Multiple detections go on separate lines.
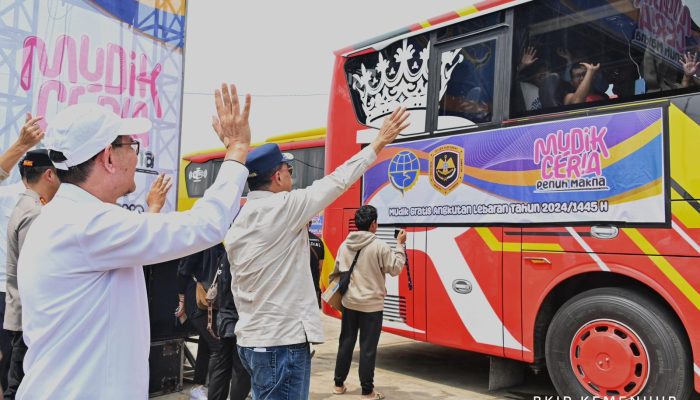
394, 228, 400, 238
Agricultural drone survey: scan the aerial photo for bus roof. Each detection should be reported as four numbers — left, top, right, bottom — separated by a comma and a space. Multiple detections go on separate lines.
182, 127, 326, 164
336, 0, 531, 57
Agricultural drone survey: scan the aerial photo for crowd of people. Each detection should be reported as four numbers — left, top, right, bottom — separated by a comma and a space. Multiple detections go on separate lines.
0, 83, 410, 400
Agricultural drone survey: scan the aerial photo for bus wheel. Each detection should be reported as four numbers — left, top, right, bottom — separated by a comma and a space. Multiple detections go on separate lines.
545, 287, 692, 399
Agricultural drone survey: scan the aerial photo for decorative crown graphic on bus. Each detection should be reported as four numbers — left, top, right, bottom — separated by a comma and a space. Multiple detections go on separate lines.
351, 39, 463, 127
362, 107, 666, 225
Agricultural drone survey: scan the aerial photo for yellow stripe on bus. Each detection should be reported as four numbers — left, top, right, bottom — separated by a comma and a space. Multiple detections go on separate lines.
672, 195, 700, 229
456, 6, 479, 16
475, 227, 563, 253
624, 228, 700, 312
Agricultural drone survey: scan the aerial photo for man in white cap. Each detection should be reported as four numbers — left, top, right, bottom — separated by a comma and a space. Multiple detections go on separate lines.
225, 107, 409, 400
16, 83, 251, 400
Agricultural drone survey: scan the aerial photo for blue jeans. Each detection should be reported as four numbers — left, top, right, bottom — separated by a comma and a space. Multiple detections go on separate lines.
237, 342, 311, 400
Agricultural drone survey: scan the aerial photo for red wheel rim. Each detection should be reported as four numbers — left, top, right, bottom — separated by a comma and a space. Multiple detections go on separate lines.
569, 319, 649, 399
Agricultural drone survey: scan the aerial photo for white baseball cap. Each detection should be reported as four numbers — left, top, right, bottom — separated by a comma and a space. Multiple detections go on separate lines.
45, 104, 152, 170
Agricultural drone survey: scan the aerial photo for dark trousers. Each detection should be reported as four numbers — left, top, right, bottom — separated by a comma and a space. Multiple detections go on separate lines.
208, 336, 251, 400
0, 293, 11, 391
333, 309, 383, 395
188, 312, 221, 385
3, 331, 25, 400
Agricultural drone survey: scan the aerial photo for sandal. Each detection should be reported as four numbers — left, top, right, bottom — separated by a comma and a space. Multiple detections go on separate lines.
360, 391, 385, 400
333, 385, 347, 395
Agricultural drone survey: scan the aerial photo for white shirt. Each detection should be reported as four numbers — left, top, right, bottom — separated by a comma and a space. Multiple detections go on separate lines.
17, 161, 247, 400
0, 182, 25, 292
225, 146, 376, 348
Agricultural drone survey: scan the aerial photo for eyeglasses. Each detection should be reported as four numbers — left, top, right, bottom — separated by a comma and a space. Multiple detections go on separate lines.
112, 139, 140, 155
283, 163, 293, 177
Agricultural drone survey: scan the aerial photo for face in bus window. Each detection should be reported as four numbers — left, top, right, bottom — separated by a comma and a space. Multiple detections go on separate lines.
571, 66, 587, 89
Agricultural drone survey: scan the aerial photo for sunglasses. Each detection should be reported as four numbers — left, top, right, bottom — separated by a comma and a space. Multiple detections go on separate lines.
112, 139, 140, 155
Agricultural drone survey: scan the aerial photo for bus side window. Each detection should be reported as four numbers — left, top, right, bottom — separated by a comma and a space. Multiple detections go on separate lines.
510, 1, 700, 117
437, 39, 497, 129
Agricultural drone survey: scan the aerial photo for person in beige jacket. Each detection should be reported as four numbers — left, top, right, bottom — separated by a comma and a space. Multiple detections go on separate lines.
332, 205, 406, 400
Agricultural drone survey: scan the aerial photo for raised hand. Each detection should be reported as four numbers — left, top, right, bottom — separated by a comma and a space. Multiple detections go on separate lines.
682, 52, 699, 77
556, 48, 572, 63
18, 113, 44, 149
519, 46, 538, 70
212, 83, 251, 163
371, 106, 410, 154
581, 62, 601, 73
146, 174, 173, 213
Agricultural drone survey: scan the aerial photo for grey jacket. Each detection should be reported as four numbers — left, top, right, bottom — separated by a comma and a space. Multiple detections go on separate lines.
5, 189, 41, 331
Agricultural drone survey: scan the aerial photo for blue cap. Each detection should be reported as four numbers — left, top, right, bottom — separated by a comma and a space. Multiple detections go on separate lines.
245, 143, 294, 178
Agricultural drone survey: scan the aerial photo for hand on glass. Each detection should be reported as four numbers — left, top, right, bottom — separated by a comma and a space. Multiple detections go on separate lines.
519, 46, 538, 69
146, 174, 173, 213
556, 48, 572, 63
682, 52, 699, 77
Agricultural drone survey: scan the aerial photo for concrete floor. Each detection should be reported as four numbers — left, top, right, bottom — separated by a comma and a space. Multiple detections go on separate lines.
156, 313, 559, 400
157, 313, 700, 399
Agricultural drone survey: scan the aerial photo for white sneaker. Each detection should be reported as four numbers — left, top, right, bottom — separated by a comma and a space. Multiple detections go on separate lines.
190, 385, 208, 400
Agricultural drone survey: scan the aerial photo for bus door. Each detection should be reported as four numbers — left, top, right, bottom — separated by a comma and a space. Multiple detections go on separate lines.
424, 227, 506, 357
375, 226, 419, 339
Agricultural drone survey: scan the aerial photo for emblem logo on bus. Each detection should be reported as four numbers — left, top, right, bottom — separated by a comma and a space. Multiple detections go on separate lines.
429, 145, 464, 195
388, 150, 420, 194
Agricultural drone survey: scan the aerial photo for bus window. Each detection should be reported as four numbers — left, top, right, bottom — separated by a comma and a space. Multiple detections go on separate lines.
511, 0, 700, 116
345, 33, 431, 134
437, 38, 497, 129
288, 146, 324, 190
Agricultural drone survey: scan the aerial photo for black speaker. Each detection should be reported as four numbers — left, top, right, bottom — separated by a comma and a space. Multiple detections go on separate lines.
144, 260, 192, 341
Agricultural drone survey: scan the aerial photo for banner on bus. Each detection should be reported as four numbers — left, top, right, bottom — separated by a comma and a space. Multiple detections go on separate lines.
363, 107, 666, 225
3, 0, 186, 213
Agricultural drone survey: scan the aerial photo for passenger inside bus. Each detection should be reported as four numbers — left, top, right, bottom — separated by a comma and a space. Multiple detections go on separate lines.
511, 0, 700, 117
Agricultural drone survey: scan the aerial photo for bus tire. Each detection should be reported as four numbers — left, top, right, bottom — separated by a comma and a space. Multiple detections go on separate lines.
544, 287, 692, 399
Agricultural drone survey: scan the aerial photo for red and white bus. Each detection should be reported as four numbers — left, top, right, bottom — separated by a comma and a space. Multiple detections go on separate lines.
322, 0, 700, 398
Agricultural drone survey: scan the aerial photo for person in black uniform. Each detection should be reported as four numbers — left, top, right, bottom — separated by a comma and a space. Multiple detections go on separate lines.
308, 221, 325, 308
208, 250, 251, 400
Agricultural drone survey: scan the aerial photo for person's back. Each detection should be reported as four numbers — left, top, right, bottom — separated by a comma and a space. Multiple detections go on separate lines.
332, 205, 406, 399
336, 231, 402, 313
226, 107, 410, 400
227, 190, 321, 346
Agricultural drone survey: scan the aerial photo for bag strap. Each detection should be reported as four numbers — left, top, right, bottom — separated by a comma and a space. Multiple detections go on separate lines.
347, 249, 361, 276
206, 259, 226, 340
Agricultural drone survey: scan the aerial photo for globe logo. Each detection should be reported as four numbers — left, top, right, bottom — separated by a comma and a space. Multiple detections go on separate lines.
388, 150, 420, 193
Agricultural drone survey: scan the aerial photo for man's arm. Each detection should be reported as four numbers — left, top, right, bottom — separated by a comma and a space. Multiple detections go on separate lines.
79, 83, 251, 270
381, 229, 406, 277
564, 63, 600, 105
286, 107, 410, 232
0, 114, 44, 180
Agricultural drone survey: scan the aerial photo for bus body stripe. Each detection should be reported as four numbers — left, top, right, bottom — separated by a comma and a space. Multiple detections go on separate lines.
624, 228, 700, 312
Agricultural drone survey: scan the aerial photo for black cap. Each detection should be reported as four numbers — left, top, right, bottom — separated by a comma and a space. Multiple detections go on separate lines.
22, 149, 53, 169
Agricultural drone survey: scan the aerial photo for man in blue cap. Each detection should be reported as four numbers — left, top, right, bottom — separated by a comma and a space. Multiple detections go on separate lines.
224, 107, 410, 400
